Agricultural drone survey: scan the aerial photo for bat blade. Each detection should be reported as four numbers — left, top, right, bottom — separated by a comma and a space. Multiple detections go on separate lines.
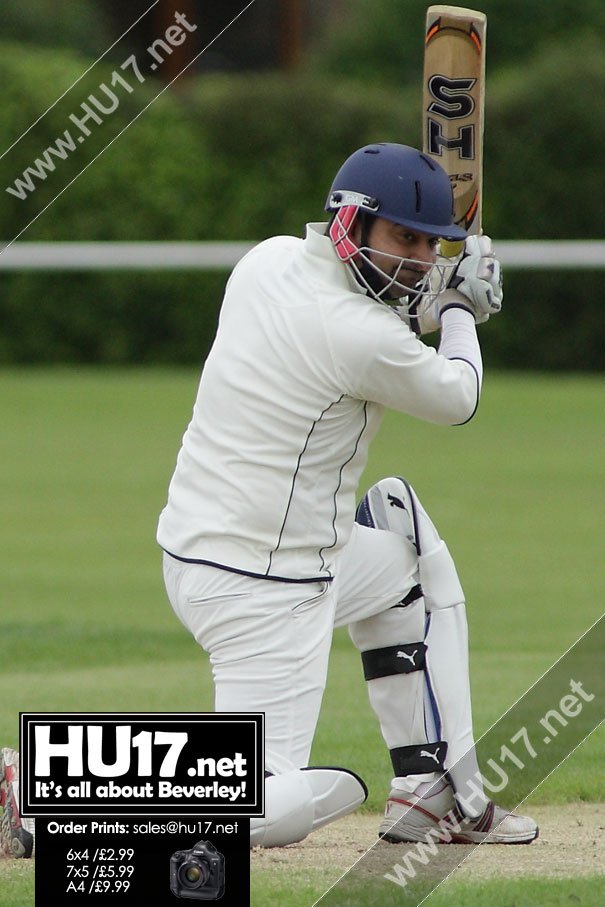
422, 5, 486, 256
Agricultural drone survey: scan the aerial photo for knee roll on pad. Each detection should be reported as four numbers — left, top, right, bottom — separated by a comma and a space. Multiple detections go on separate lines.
249, 767, 367, 848
355, 476, 463, 613
418, 541, 464, 612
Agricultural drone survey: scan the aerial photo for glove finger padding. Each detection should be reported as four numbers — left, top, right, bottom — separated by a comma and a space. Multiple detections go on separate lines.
470, 234, 495, 258
446, 234, 503, 322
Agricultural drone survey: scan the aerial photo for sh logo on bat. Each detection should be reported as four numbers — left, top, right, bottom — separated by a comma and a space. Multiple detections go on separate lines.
426, 75, 477, 160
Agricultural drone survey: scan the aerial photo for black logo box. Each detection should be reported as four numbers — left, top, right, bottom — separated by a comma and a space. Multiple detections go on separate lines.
20, 712, 264, 817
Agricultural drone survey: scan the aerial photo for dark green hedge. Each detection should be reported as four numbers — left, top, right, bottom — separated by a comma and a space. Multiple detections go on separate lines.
309, 0, 605, 91
0, 271, 229, 365
0, 40, 603, 368
0, 0, 111, 57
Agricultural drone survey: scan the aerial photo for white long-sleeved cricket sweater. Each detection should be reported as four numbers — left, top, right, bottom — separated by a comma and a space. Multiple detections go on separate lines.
157, 223, 481, 582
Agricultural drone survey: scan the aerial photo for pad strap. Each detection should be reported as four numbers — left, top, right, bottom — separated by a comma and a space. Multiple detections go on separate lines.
392, 584, 423, 608
361, 642, 426, 681
390, 741, 448, 776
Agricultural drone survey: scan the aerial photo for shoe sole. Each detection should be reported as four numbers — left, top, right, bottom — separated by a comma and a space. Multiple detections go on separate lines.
379, 827, 540, 845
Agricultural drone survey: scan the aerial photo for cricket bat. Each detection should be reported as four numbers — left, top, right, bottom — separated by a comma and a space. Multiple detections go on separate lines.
422, 6, 486, 256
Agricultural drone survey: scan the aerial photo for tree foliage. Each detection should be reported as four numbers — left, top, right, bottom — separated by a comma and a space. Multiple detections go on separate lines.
310, 0, 605, 89
0, 33, 603, 368
485, 35, 605, 239
0, 0, 112, 57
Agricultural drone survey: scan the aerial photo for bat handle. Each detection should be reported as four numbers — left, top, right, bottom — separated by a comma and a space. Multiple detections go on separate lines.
440, 225, 484, 258
439, 239, 465, 258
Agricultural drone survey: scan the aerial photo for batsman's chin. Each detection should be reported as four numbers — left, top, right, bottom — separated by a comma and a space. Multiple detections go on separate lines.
399, 269, 428, 292
379, 274, 420, 303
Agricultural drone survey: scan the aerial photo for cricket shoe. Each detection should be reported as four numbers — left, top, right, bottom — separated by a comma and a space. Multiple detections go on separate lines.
379, 780, 538, 845
0, 748, 35, 858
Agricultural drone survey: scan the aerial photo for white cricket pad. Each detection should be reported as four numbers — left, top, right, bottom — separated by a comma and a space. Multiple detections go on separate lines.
250, 770, 314, 848
250, 767, 367, 848
418, 541, 464, 612
302, 766, 368, 832
424, 605, 487, 818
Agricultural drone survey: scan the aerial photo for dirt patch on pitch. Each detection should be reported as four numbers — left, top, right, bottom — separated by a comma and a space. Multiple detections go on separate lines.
251, 803, 605, 881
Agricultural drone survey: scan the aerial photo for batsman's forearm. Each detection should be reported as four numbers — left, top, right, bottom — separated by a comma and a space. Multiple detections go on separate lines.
438, 307, 483, 422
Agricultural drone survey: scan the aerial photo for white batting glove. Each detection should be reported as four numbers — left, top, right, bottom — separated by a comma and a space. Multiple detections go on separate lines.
441, 234, 503, 324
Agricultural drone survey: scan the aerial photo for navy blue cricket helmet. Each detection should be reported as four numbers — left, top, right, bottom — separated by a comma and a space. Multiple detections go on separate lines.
325, 143, 466, 241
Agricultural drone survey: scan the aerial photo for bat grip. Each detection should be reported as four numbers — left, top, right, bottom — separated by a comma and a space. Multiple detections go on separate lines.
440, 226, 484, 259
439, 239, 465, 258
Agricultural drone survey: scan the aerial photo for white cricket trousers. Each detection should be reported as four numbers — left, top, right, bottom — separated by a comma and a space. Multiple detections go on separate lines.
163, 523, 418, 776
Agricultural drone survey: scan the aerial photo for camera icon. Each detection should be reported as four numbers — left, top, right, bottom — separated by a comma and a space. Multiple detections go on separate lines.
170, 840, 225, 900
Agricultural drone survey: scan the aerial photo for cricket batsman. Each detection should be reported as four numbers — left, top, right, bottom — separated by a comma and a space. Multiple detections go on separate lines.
0, 747, 35, 858
157, 143, 538, 847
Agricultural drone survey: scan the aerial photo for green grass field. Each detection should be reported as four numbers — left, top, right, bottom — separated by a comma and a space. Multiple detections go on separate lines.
1, 368, 604, 906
